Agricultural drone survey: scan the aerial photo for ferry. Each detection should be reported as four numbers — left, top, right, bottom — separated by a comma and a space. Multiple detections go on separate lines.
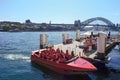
31, 48, 97, 75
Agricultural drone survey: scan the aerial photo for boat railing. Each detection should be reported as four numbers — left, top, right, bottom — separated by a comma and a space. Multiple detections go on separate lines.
64, 56, 78, 63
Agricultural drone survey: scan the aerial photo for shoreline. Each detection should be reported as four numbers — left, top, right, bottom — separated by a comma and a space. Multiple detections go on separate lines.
0, 30, 118, 32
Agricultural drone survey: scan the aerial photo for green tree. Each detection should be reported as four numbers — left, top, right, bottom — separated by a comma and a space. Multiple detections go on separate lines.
3, 26, 11, 31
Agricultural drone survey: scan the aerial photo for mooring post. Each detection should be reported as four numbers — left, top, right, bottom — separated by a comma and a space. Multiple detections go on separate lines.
76, 30, 80, 41
96, 31, 106, 60
40, 34, 48, 49
62, 33, 69, 44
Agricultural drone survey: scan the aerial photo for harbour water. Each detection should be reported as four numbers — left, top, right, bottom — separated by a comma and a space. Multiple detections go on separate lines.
0, 31, 120, 80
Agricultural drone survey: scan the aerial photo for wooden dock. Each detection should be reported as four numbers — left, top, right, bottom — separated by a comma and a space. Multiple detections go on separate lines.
53, 40, 117, 59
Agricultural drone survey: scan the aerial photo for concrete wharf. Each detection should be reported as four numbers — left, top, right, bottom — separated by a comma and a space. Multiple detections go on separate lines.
53, 39, 118, 60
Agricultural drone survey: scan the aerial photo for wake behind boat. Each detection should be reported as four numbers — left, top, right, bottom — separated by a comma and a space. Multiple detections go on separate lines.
31, 48, 97, 75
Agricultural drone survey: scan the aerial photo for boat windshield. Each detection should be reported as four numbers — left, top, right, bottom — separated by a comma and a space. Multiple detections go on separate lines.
65, 56, 78, 63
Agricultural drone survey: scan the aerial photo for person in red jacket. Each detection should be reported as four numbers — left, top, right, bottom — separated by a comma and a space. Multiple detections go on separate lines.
65, 50, 72, 60
58, 53, 66, 63
89, 39, 93, 46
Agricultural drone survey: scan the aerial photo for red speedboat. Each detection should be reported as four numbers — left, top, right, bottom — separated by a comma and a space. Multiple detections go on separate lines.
31, 48, 97, 75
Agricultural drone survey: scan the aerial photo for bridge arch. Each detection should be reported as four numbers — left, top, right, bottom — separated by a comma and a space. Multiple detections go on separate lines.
81, 17, 114, 27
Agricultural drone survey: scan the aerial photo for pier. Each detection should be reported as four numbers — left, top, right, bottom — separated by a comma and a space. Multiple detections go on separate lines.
53, 31, 120, 64
53, 39, 117, 59
40, 30, 120, 64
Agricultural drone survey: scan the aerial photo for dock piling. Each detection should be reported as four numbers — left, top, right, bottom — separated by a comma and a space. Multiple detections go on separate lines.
40, 34, 48, 49
76, 30, 80, 41
96, 31, 106, 60
62, 33, 69, 44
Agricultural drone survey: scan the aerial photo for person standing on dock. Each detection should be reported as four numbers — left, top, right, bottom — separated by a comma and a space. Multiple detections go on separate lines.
108, 31, 111, 39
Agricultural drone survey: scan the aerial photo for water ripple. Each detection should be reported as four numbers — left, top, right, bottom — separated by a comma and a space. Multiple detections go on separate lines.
0, 54, 30, 62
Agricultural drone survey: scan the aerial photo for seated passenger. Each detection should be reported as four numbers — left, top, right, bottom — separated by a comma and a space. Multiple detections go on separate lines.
49, 48, 55, 53
71, 51, 75, 57
84, 46, 88, 52
58, 53, 66, 63
40, 51, 45, 59
89, 39, 93, 45
60, 50, 66, 57
56, 48, 60, 53
65, 50, 72, 60
53, 53, 59, 61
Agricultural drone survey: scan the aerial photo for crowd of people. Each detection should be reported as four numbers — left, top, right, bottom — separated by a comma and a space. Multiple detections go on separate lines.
37, 48, 72, 63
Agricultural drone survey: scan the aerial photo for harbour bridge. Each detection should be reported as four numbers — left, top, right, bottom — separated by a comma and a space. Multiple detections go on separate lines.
48, 17, 118, 31
75, 17, 117, 30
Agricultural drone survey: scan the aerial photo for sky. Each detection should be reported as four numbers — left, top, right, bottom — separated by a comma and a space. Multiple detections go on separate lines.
0, 0, 120, 24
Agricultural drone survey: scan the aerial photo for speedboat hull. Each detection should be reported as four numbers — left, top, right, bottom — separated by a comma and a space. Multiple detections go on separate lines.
31, 50, 97, 75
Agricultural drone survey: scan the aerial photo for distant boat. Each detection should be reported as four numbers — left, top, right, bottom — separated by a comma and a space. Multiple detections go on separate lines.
31, 48, 97, 75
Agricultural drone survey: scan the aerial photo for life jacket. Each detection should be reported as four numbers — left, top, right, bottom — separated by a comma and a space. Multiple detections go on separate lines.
53, 53, 59, 61
59, 58, 66, 63
58, 53, 66, 63
89, 39, 93, 45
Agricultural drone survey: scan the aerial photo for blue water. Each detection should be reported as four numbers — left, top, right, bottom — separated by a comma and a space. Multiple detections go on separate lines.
0, 31, 120, 80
